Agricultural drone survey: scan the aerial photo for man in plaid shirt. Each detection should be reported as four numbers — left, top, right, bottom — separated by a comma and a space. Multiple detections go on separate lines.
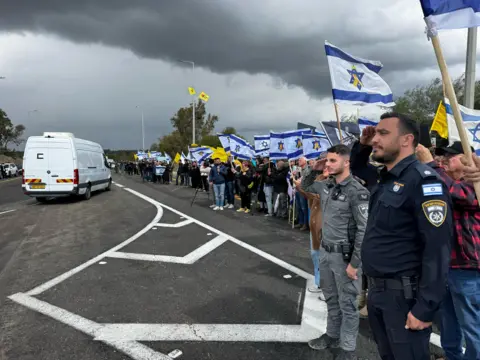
417, 141, 480, 360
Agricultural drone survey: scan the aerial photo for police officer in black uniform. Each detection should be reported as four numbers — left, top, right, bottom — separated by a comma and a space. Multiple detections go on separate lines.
359, 113, 453, 360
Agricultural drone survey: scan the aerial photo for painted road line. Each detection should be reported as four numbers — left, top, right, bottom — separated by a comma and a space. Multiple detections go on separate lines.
182, 235, 228, 264
107, 235, 228, 264
107, 252, 188, 264
8, 293, 170, 360
95, 324, 314, 343
95, 277, 324, 343
25, 187, 164, 296
155, 219, 193, 228
0, 209, 16, 216
151, 200, 314, 280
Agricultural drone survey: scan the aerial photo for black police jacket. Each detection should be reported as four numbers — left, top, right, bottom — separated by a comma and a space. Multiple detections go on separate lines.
361, 154, 453, 323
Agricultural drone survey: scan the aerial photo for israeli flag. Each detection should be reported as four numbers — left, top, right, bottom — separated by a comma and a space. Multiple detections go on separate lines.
269, 129, 311, 161
180, 152, 187, 164
164, 153, 172, 162
254, 135, 270, 157
229, 134, 255, 160
302, 133, 331, 160
325, 41, 395, 107
358, 117, 379, 132
189, 147, 213, 163
217, 134, 231, 152
421, 0, 480, 34
137, 151, 148, 160
445, 98, 480, 155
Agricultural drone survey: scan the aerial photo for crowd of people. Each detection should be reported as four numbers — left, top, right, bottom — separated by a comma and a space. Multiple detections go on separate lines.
114, 111, 480, 360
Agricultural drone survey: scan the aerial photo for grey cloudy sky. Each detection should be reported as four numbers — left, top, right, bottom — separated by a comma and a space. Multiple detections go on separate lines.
0, 0, 477, 149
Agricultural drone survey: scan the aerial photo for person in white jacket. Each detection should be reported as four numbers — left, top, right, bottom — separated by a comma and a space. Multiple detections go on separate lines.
200, 161, 211, 193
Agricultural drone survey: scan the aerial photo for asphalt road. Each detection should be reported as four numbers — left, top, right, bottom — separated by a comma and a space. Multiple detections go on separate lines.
0, 173, 442, 360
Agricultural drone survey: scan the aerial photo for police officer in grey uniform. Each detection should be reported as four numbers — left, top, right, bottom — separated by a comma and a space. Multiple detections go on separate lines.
298, 144, 369, 360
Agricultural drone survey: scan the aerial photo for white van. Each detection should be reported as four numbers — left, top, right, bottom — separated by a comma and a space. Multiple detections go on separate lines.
22, 132, 112, 201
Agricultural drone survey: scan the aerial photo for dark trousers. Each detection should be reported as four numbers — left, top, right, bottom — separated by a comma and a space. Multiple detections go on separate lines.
368, 287, 431, 360
201, 177, 209, 192
241, 191, 251, 209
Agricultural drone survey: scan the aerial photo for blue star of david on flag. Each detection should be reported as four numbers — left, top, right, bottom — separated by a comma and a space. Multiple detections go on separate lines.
468, 123, 480, 143
347, 65, 364, 91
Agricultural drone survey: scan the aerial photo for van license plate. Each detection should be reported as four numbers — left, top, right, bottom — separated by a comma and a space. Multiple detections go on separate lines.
30, 184, 46, 189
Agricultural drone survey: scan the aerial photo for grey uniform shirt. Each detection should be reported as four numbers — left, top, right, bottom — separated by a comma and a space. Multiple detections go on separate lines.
301, 171, 369, 269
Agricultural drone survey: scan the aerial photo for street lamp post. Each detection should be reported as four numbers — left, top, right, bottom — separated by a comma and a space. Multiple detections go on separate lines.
178, 59, 195, 145
136, 106, 145, 151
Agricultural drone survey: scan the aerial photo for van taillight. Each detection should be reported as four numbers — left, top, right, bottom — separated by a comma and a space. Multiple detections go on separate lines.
74, 169, 79, 184
22, 170, 25, 184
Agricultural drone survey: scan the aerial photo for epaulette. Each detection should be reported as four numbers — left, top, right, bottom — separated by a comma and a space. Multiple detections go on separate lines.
414, 162, 440, 180
353, 175, 367, 187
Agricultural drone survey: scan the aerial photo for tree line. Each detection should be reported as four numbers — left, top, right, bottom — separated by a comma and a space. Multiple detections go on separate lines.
0, 74, 475, 158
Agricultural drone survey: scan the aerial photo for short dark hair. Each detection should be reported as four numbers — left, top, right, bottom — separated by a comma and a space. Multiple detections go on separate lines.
380, 112, 419, 147
327, 144, 350, 157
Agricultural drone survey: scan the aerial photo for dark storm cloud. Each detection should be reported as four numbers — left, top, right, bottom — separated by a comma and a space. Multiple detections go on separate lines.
0, 0, 457, 98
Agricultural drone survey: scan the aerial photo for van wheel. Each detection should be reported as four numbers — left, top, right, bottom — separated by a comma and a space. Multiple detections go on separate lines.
36, 197, 47, 203
82, 185, 92, 200
105, 179, 112, 191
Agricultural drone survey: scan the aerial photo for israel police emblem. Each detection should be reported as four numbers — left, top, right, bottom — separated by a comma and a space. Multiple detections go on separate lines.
422, 200, 447, 227
358, 204, 368, 219
393, 184, 400, 192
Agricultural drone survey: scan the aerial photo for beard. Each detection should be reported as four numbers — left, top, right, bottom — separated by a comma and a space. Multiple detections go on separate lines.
372, 147, 399, 164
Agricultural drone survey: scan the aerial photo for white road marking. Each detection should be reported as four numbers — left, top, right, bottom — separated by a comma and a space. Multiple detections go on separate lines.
296, 291, 303, 318
283, 274, 292, 279
95, 324, 316, 343
113, 182, 125, 188
8, 293, 170, 360
0, 209, 16, 216
99, 261, 107, 265
8, 181, 445, 355
107, 235, 228, 264
155, 219, 193, 228
152, 201, 314, 280
25, 187, 164, 296
107, 252, 189, 264
167, 349, 183, 359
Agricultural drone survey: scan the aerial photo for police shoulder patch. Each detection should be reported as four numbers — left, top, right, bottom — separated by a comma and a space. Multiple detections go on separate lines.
422, 200, 447, 227
358, 203, 369, 219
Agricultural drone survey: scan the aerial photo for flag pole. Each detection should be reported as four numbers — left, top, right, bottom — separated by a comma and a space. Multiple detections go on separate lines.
430, 33, 480, 203
334, 102, 343, 143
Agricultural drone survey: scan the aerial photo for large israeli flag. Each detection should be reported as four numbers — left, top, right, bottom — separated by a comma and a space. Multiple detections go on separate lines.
217, 134, 231, 152
445, 98, 480, 155
269, 129, 311, 161
302, 133, 331, 159
254, 135, 270, 157
229, 134, 255, 160
325, 41, 395, 107
189, 147, 213, 163
420, 0, 480, 33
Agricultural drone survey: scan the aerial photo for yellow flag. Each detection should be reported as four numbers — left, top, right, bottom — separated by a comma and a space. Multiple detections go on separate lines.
430, 100, 448, 139
211, 147, 228, 162
188, 87, 196, 95
174, 153, 181, 163
199, 92, 210, 102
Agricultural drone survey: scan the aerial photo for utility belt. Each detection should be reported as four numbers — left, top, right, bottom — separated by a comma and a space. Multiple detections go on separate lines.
367, 276, 418, 300
321, 242, 353, 262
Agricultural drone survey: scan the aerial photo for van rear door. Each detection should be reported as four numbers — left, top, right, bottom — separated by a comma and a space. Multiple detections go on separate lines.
24, 140, 50, 192
47, 138, 75, 193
